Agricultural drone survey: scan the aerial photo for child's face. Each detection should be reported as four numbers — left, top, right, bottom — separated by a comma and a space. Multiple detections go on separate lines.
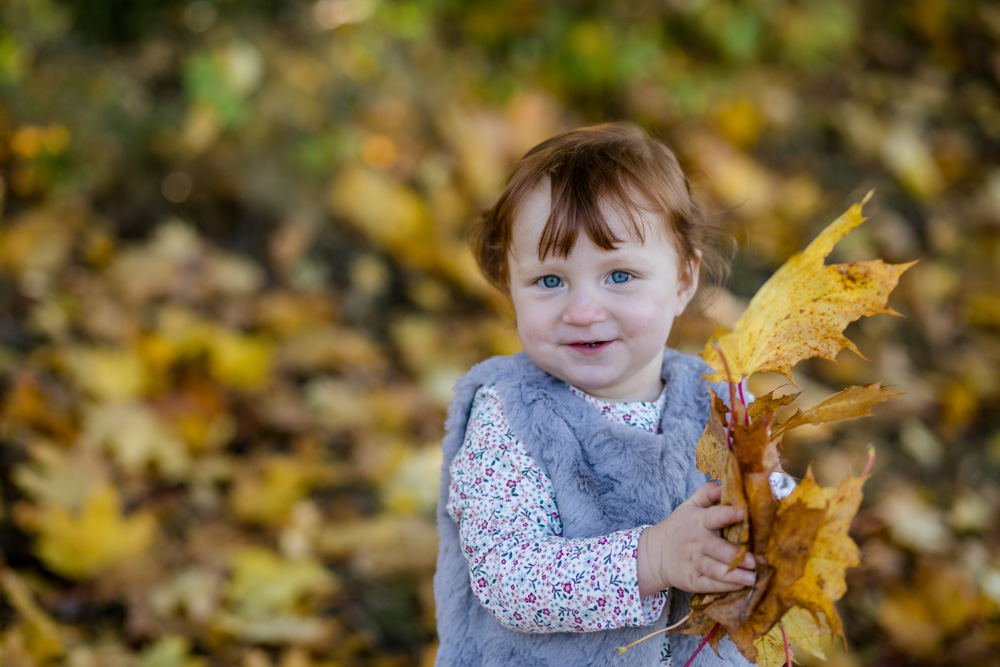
508, 186, 699, 403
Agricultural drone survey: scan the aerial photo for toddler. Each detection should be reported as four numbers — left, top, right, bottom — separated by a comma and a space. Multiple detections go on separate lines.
435, 123, 753, 666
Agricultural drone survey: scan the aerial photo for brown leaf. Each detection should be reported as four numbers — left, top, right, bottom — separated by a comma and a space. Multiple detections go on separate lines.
678, 462, 867, 666
730, 418, 779, 476
746, 390, 799, 426
719, 449, 749, 562
696, 395, 781, 570
744, 471, 779, 557
0, 370, 77, 444
702, 497, 825, 662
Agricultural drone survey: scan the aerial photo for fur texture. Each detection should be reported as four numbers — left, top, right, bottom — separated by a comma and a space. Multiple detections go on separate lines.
434, 350, 751, 666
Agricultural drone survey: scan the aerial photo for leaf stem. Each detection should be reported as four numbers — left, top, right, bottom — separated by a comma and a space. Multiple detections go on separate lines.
862, 446, 876, 476
714, 344, 738, 450
615, 613, 691, 655
781, 622, 791, 666
683, 622, 719, 667
737, 383, 750, 426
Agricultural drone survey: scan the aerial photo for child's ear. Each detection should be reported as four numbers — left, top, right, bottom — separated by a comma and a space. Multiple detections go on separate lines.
675, 250, 702, 314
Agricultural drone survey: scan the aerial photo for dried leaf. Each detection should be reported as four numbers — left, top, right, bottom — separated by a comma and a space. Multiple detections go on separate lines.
687, 467, 865, 665
746, 390, 799, 426
774, 383, 903, 438
730, 418, 779, 475
696, 396, 781, 569
148, 567, 222, 626
380, 443, 443, 515
680, 195, 905, 664
318, 514, 439, 577
695, 392, 732, 482
12, 442, 108, 510
206, 328, 273, 391
137, 635, 207, 667
0, 371, 77, 443
61, 346, 148, 401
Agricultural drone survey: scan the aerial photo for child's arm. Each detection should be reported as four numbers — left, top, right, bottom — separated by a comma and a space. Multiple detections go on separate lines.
636, 482, 757, 598
448, 387, 666, 633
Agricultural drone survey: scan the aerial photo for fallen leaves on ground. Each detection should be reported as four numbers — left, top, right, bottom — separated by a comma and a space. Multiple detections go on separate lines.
2, 3, 1000, 666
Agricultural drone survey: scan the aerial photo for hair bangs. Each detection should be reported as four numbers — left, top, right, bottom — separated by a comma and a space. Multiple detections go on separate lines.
536, 151, 652, 260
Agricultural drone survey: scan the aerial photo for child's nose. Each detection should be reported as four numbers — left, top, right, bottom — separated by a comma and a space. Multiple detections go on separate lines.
562, 289, 607, 326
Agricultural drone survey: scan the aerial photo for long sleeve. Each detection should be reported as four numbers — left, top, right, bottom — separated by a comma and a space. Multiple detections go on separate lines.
446, 386, 667, 633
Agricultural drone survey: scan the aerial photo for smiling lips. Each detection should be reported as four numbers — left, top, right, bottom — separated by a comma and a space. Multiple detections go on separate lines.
568, 341, 612, 354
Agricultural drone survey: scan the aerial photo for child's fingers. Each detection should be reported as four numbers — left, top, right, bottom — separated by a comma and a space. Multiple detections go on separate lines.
699, 558, 754, 593
696, 559, 757, 590
688, 481, 723, 508
701, 503, 745, 531
704, 538, 756, 574
694, 542, 755, 588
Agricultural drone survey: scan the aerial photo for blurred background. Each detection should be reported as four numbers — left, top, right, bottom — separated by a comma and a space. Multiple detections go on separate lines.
0, 0, 998, 665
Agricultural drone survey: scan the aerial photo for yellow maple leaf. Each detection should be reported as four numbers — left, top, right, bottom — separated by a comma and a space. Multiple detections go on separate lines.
33, 483, 157, 579
784, 469, 866, 640
702, 192, 915, 384
752, 606, 831, 667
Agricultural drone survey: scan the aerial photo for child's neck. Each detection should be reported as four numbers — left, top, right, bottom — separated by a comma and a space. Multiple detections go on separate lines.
570, 380, 666, 403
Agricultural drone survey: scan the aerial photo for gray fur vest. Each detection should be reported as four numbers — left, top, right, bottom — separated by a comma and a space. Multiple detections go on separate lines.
434, 349, 751, 666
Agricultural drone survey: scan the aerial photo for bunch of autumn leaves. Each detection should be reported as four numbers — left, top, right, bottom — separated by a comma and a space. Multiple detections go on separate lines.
624, 194, 914, 666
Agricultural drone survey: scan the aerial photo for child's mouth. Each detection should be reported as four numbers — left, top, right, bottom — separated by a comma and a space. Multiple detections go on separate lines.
569, 341, 611, 353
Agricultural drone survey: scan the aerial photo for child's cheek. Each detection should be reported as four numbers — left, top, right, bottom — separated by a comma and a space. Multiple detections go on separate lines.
514, 307, 545, 346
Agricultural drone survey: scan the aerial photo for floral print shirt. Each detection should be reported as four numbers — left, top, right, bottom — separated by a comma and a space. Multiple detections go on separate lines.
447, 383, 674, 663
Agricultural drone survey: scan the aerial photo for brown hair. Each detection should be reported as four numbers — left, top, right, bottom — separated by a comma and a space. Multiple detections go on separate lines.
471, 122, 730, 297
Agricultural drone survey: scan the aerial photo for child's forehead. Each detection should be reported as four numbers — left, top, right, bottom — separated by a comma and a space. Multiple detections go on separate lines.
513, 184, 553, 226
511, 183, 670, 247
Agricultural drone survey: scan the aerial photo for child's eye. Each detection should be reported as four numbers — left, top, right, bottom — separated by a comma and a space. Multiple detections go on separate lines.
608, 271, 632, 284
537, 275, 563, 288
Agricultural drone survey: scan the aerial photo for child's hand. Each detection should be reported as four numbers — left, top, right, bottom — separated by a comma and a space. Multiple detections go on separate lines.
637, 482, 756, 597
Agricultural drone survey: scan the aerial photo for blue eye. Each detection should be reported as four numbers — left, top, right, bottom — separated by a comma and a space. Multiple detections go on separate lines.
538, 275, 562, 288
609, 271, 631, 284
